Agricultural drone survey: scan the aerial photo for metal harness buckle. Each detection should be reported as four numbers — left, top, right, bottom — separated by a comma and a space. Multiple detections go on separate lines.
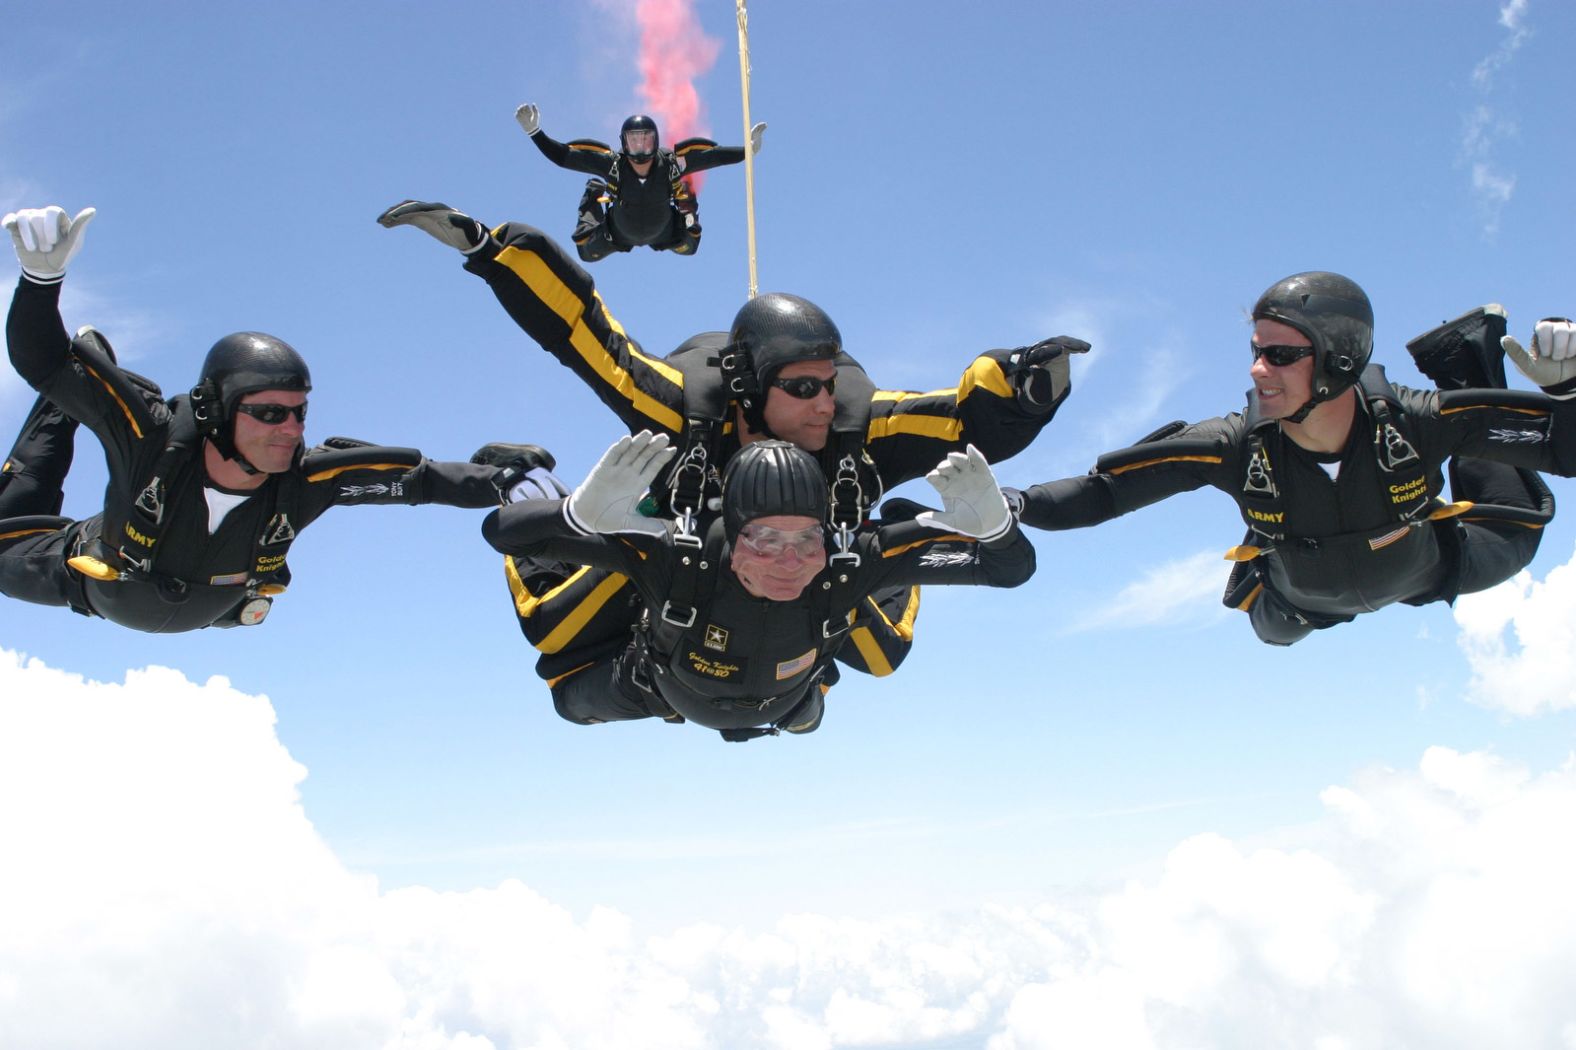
661, 601, 698, 628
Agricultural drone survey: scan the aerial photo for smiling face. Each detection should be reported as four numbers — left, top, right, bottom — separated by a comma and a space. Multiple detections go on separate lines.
1250, 318, 1316, 420
230, 390, 307, 474
753, 360, 838, 451
729, 513, 827, 601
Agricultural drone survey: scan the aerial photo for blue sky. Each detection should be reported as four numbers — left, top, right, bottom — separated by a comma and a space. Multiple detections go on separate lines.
4, 1, 1576, 1046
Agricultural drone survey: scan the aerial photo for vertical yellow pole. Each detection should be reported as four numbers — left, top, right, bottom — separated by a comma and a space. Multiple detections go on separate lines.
736, 0, 758, 299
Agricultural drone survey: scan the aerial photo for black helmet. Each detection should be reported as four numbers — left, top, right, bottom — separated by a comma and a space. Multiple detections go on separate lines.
721, 440, 828, 535
724, 294, 842, 437
1252, 271, 1373, 410
191, 331, 311, 464
619, 114, 659, 161
729, 293, 841, 387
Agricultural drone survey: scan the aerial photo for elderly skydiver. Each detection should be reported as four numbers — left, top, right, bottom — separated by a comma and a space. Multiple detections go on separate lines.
482, 430, 1035, 738
1008, 271, 1576, 645
1, 205, 552, 632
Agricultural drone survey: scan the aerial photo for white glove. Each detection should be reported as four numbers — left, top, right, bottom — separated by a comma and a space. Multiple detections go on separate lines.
914, 444, 1013, 541
1504, 318, 1576, 397
565, 430, 676, 536
3, 205, 95, 282
749, 121, 766, 155
515, 102, 540, 136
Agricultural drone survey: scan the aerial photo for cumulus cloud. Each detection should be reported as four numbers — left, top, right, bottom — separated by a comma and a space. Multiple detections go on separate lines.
1452, 542, 1576, 715
1074, 548, 1229, 632
6, 650, 1576, 1048
1458, 0, 1531, 236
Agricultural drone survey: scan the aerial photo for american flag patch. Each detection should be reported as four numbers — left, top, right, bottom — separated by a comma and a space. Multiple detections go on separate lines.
776, 649, 816, 680
1368, 526, 1410, 551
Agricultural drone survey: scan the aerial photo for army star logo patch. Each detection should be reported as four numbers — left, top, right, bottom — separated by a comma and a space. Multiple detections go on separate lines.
703, 624, 729, 651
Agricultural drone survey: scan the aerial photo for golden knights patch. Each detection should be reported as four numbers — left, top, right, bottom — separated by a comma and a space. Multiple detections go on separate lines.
685, 650, 742, 681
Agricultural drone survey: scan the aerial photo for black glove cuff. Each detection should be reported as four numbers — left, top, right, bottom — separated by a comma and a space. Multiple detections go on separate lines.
1015, 368, 1058, 413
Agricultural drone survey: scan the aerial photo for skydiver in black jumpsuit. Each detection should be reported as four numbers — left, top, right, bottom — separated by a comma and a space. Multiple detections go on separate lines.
514, 103, 766, 261
1, 204, 549, 632
1009, 271, 1576, 645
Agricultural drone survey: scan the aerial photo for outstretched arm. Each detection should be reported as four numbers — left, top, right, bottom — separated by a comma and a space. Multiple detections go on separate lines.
5, 205, 95, 386
515, 103, 616, 176
6, 206, 168, 462
1402, 319, 1576, 477
301, 440, 538, 515
864, 446, 1036, 591
862, 337, 1089, 488
1013, 416, 1238, 531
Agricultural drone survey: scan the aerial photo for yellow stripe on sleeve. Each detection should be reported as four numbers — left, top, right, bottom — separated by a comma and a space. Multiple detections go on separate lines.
306, 462, 413, 482
866, 413, 964, 442
1106, 454, 1223, 475
82, 364, 144, 439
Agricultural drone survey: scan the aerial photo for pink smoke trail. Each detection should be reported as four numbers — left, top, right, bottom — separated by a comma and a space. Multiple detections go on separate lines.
635, 0, 723, 190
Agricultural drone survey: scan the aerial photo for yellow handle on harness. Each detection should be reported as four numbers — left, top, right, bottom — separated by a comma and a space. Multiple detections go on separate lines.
1223, 544, 1265, 562
1428, 500, 1475, 521
67, 555, 121, 581
256, 583, 288, 596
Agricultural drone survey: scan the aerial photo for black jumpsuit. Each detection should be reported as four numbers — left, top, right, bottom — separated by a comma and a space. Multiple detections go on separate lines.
526, 129, 745, 259
482, 499, 1037, 731
1015, 372, 1576, 644
1, 277, 509, 632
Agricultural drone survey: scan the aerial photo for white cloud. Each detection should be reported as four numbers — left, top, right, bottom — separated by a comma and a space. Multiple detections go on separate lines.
7, 650, 1576, 1048
1459, 1, 1531, 235
1471, 0, 1531, 88
1074, 548, 1228, 631
1452, 542, 1576, 715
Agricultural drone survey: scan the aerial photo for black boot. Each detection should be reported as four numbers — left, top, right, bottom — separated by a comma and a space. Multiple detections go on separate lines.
1406, 305, 1509, 390
469, 442, 556, 473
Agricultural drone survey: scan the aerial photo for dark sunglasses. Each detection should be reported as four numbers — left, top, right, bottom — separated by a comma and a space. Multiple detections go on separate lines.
235, 402, 308, 425
770, 374, 836, 399
1251, 344, 1315, 367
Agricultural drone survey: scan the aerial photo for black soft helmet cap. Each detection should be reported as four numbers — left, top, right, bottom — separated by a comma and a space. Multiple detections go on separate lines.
721, 440, 829, 536
619, 114, 659, 161
728, 292, 841, 389
192, 332, 311, 463
1252, 271, 1374, 405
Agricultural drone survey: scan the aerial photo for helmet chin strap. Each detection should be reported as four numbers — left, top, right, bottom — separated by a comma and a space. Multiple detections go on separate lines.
209, 435, 264, 476
1283, 398, 1318, 425
739, 410, 779, 442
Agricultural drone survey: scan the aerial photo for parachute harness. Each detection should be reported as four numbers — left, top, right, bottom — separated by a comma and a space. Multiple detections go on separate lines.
667, 436, 712, 548
828, 453, 863, 568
